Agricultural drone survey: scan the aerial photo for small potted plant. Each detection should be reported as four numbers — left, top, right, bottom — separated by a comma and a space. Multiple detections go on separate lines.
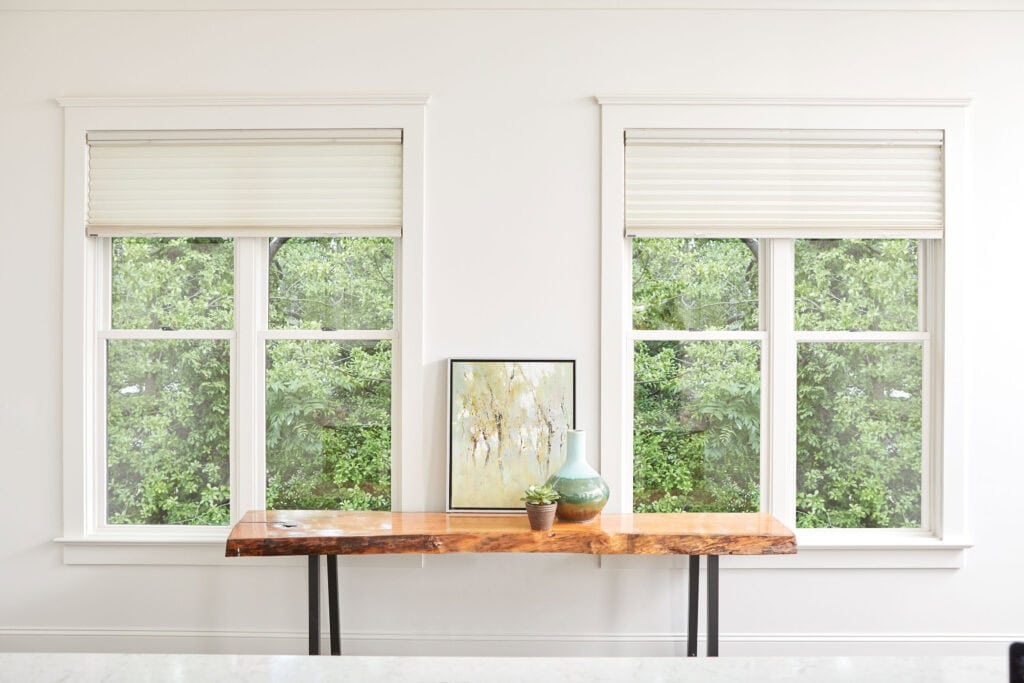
521, 484, 560, 531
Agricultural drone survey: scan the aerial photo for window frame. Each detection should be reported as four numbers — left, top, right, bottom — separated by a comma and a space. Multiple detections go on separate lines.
97, 236, 237, 530
58, 96, 427, 563
630, 237, 768, 519
598, 97, 971, 568
258, 236, 398, 518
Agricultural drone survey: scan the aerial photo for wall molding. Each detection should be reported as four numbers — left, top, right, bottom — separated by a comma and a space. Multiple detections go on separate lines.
595, 95, 973, 107
56, 95, 430, 108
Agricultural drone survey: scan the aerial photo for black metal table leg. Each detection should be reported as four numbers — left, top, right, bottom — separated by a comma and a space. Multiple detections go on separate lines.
308, 555, 320, 655
687, 555, 699, 657
327, 555, 340, 656
707, 555, 719, 657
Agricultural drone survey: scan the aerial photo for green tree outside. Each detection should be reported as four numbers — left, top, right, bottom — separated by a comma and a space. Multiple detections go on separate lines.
632, 238, 923, 528
106, 237, 392, 525
106, 235, 921, 529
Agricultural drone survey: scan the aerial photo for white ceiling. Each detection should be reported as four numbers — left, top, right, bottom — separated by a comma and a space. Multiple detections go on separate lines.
3, 0, 1024, 12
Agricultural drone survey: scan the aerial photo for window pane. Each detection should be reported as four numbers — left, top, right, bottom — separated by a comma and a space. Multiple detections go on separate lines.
633, 238, 759, 331
106, 339, 230, 525
795, 239, 919, 331
111, 238, 233, 330
633, 340, 760, 513
269, 237, 394, 330
797, 342, 922, 529
266, 340, 391, 510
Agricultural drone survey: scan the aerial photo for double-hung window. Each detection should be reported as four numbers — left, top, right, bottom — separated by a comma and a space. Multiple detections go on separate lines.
600, 98, 969, 565
59, 98, 426, 560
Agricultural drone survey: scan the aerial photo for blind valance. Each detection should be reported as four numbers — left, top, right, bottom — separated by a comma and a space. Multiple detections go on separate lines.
86, 129, 402, 237
624, 128, 944, 239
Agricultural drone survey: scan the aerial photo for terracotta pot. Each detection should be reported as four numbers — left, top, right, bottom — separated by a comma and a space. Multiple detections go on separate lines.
525, 503, 557, 531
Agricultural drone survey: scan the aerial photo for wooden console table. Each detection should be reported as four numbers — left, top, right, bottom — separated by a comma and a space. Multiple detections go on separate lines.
226, 511, 796, 657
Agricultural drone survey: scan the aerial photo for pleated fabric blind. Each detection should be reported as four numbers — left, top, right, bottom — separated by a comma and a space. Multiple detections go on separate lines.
86, 129, 402, 237
624, 129, 944, 238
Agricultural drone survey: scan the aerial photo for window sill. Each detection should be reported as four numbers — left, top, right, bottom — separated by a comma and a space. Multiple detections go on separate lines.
57, 530, 970, 569
600, 530, 971, 570
54, 535, 423, 568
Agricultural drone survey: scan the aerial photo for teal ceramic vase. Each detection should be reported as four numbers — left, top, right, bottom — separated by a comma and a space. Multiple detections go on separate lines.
546, 430, 609, 522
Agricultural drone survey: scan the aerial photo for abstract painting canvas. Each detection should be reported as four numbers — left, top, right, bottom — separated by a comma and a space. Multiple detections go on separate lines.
447, 359, 575, 512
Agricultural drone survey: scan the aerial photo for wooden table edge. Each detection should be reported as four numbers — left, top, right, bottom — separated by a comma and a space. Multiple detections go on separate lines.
224, 512, 797, 558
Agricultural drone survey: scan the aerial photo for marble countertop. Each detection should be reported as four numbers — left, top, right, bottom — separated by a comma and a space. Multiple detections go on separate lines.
0, 653, 1007, 682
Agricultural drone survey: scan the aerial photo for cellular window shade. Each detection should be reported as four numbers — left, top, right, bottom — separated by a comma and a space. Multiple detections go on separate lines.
85, 129, 402, 237
625, 129, 944, 239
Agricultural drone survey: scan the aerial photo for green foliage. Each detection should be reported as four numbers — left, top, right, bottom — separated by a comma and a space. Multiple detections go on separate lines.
633, 340, 761, 513
632, 239, 761, 514
265, 340, 392, 511
632, 238, 923, 528
269, 237, 393, 330
107, 234, 923, 529
521, 484, 560, 506
795, 346, 921, 529
111, 237, 233, 330
264, 238, 394, 511
633, 238, 758, 331
795, 239, 918, 331
107, 237, 234, 526
793, 240, 922, 528
106, 237, 393, 526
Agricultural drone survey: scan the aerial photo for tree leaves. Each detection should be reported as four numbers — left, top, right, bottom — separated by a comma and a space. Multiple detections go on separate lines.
106, 237, 394, 525
632, 238, 922, 528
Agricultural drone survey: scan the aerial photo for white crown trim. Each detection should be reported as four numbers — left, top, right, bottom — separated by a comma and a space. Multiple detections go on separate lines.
57, 95, 430, 108
595, 96, 972, 107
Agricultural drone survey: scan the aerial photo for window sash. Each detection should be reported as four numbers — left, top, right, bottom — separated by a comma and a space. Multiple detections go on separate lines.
94, 236, 396, 530
627, 236, 932, 531
795, 337, 929, 531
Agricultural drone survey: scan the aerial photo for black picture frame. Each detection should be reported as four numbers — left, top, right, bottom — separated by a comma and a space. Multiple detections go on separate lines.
447, 358, 576, 513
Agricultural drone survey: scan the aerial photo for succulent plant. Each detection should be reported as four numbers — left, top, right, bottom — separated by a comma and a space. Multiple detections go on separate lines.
520, 484, 560, 506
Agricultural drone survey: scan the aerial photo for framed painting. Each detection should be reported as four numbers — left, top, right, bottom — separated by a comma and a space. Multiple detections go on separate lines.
447, 359, 576, 512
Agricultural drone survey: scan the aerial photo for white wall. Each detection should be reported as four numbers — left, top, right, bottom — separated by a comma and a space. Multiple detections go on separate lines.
2, 2, 1023, 656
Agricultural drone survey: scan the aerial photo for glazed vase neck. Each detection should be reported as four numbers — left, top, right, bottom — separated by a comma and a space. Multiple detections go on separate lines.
558, 430, 595, 479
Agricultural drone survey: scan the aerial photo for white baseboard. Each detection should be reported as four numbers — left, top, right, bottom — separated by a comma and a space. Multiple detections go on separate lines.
1, 627, 1020, 657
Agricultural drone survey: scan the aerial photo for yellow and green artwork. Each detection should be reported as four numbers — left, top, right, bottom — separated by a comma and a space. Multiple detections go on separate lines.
448, 359, 575, 511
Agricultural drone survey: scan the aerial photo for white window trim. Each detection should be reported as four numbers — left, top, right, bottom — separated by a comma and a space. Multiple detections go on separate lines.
598, 96, 971, 569
57, 96, 428, 564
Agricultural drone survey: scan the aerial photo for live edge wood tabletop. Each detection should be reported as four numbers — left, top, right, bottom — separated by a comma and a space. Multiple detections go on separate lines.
225, 510, 797, 558
226, 511, 796, 657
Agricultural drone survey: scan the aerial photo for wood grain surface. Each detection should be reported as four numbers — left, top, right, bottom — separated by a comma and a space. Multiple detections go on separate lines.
226, 511, 797, 557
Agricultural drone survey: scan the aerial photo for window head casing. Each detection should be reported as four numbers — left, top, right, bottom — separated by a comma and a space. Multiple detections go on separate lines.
598, 97, 970, 566
59, 97, 427, 560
